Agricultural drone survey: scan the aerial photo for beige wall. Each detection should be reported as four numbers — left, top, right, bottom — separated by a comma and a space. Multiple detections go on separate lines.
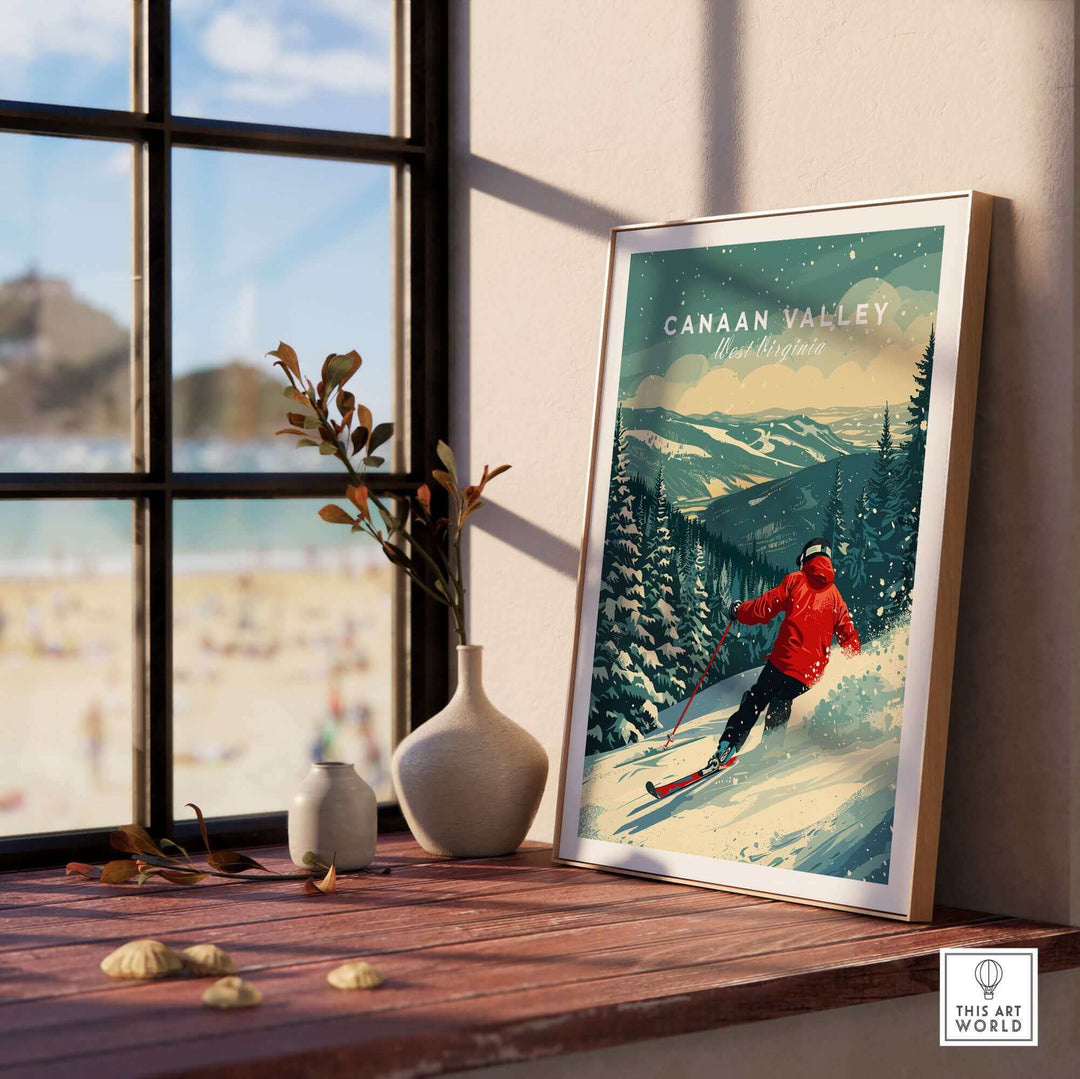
449, 1, 1075, 923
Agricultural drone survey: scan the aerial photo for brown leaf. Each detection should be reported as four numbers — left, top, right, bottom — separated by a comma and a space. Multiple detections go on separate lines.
185, 803, 213, 858
274, 427, 308, 438
100, 859, 142, 885
355, 404, 373, 435
159, 870, 209, 885
368, 422, 393, 455
303, 860, 338, 895
351, 426, 369, 456
416, 484, 431, 514
65, 862, 98, 880
459, 499, 485, 525
287, 411, 307, 427
346, 485, 370, 520
109, 824, 165, 858
268, 342, 301, 381
431, 469, 455, 497
318, 504, 355, 525
380, 540, 412, 570
486, 463, 511, 481
207, 850, 268, 874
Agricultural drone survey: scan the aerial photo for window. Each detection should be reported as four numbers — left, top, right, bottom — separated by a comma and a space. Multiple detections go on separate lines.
0, 2, 448, 868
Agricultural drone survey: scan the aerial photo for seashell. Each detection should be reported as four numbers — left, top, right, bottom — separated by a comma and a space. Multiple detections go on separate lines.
327, 960, 384, 990
180, 944, 237, 977
202, 976, 262, 1009
100, 939, 184, 980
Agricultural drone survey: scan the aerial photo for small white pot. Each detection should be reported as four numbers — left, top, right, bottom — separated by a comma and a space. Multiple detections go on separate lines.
392, 645, 548, 857
288, 762, 377, 870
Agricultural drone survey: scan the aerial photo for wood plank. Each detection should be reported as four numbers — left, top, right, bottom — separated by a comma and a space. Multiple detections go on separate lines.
0, 902, 990, 1057
1, 839, 1077, 1078
5, 916, 1075, 1075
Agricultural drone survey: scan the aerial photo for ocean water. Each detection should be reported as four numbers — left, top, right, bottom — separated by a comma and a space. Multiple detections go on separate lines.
0, 436, 363, 475
0, 496, 383, 578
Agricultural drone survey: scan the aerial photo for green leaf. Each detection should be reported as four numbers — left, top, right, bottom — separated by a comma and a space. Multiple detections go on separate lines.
159, 837, 189, 858
295, 438, 318, 448
436, 440, 457, 481
318, 441, 338, 456
319, 505, 355, 525
362, 455, 384, 468
368, 423, 394, 455
301, 851, 321, 867
302, 415, 321, 429
322, 351, 362, 394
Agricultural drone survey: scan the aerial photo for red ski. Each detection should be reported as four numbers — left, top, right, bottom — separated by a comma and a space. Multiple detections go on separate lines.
645, 756, 738, 800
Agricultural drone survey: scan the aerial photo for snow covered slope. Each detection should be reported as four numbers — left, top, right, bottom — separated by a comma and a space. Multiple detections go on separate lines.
577, 623, 910, 884
620, 406, 858, 505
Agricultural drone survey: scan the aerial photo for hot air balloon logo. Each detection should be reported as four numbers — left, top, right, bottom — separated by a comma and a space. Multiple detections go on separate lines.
973, 958, 1004, 1000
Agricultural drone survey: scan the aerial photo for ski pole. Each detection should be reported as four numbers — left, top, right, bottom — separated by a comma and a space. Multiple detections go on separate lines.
663, 618, 734, 749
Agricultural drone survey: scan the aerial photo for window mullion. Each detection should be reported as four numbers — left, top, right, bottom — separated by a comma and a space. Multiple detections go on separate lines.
143, 1, 173, 838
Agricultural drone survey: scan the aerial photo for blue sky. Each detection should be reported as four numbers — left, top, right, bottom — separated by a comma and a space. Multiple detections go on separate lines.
0, 1, 393, 418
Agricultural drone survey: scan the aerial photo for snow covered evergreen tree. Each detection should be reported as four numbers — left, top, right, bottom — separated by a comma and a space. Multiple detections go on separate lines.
896, 327, 935, 612
676, 542, 713, 695
844, 482, 873, 638
865, 404, 905, 634
822, 457, 846, 557
639, 468, 686, 708
587, 409, 657, 752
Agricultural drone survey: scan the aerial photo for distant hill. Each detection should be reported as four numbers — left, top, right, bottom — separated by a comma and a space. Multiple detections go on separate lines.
700, 451, 877, 567
0, 272, 285, 439
620, 406, 858, 507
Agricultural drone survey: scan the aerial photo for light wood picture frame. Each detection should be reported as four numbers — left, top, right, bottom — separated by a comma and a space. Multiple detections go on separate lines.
554, 192, 992, 920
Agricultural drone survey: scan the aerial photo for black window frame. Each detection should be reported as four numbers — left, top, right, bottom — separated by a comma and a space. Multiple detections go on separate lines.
0, 1, 449, 869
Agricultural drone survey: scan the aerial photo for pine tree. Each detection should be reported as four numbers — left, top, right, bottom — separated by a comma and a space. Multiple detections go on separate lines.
587, 410, 657, 751
865, 404, 904, 634
822, 457, 846, 557
896, 327, 935, 612
639, 469, 686, 708
676, 542, 714, 693
845, 483, 873, 638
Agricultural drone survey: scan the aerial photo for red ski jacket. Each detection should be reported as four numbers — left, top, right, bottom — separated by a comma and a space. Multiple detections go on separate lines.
734, 555, 860, 685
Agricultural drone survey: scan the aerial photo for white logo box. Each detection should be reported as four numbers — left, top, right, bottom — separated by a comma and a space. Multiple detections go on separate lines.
939, 947, 1038, 1046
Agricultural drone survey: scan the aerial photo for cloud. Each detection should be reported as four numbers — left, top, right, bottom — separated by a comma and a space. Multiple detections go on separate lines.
624, 287, 933, 417
0, 0, 128, 63
200, 5, 390, 106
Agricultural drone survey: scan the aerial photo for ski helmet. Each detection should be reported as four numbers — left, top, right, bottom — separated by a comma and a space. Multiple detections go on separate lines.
796, 537, 831, 568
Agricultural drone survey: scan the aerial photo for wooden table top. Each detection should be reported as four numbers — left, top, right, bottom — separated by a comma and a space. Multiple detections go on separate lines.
1, 834, 1077, 1077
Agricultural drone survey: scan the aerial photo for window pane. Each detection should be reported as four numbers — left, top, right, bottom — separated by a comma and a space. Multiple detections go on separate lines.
0, 2, 130, 111
171, 1, 393, 134
0, 133, 132, 472
171, 149, 395, 473
172, 499, 395, 820
0, 500, 133, 836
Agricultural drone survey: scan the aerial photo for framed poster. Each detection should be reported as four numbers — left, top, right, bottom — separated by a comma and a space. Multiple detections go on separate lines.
554, 192, 992, 920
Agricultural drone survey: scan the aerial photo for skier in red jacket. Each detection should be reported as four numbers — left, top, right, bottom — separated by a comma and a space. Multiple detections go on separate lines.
709, 538, 860, 768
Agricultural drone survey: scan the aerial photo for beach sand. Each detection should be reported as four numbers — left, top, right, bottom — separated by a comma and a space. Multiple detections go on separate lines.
0, 562, 395, 839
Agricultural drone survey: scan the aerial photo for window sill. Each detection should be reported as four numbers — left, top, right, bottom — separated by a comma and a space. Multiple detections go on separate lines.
3, 834, 1078, 1076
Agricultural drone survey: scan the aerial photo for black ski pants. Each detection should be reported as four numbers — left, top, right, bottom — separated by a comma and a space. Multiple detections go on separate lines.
718, 662, 809, 752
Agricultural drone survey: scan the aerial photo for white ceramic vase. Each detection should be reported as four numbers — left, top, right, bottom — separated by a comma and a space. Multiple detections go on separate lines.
288, 761, 377, 870
392, 645, 548, 858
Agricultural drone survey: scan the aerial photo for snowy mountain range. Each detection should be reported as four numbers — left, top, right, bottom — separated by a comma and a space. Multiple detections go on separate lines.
620, 406, 858, 506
